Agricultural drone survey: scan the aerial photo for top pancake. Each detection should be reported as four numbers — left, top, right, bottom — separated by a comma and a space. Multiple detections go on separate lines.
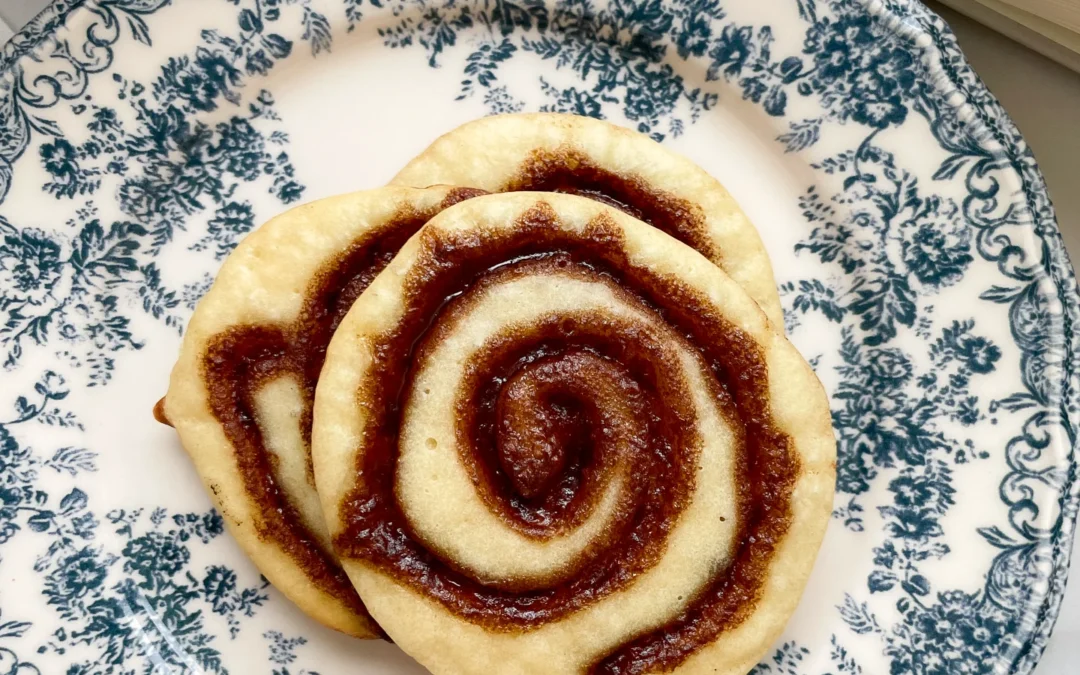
162, 185, 482, 638
312, 192, 835, 673
391, 112, 784, 326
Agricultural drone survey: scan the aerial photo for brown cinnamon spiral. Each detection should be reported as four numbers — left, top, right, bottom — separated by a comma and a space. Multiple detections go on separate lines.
313, 193, 835, 673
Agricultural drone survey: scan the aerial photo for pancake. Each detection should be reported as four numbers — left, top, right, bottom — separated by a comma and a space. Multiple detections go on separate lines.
161, 185, 484, 637
312, 192, 835, 673
390, 112, 784, 327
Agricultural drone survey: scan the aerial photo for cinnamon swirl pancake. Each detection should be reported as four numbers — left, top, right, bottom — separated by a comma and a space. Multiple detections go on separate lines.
161, 186, 483, 637
391, 112, 784, 327
312, 192, 835, 673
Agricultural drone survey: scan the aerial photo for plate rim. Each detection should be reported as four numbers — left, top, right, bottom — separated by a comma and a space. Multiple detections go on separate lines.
0, 0, 1077, 672
871, 2, 1080, 670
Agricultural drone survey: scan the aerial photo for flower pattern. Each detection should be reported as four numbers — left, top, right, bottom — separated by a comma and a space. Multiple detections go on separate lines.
0, 0, 1074, 673
0, 372, 277, 674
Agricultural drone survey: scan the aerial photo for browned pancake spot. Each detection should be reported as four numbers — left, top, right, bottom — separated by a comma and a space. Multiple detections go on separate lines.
153, 397, 172, 426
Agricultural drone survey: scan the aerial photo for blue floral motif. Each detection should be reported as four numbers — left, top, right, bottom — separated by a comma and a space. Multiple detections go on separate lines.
265, 630, 321, 675
824, 321, 994, 509
344, 0, 924, 142
193, 201, 258, 260
348, 0, 724, 140
0, 371, 270, 673
756, 2, 1074, 673
888, 590, 1018, 675
1, 0, 320, 384
0, 639, 40, 675
0, 1, 174, 202
0, 1, 336, 672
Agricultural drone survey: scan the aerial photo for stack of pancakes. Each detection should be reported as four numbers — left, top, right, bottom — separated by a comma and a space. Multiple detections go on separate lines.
160, 113, 835, 675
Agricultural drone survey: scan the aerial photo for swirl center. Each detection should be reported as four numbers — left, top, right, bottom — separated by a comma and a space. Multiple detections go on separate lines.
496, 351, 641, 501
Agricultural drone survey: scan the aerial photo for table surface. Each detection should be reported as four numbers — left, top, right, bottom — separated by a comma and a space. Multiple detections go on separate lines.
1, 0, 1078, 672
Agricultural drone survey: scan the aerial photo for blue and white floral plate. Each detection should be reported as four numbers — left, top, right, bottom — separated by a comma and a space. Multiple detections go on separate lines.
0, 0, 1076, 673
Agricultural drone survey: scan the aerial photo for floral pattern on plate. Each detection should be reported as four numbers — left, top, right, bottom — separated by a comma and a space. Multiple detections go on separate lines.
0, 0, 1075, 673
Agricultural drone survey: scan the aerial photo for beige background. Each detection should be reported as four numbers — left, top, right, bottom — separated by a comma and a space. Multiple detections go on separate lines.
0, 0, 1077, 671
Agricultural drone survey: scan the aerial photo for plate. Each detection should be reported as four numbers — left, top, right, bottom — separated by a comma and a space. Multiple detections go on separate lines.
0, 0, 1076, 673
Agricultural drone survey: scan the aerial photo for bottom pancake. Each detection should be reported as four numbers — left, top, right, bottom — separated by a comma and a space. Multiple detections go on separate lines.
163, 185, 483, 637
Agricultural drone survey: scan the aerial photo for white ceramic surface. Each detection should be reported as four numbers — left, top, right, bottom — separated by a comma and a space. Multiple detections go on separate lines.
0, 1, 1076, 673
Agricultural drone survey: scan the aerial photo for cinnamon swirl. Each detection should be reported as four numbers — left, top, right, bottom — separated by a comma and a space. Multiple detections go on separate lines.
312, 192, 834, 672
